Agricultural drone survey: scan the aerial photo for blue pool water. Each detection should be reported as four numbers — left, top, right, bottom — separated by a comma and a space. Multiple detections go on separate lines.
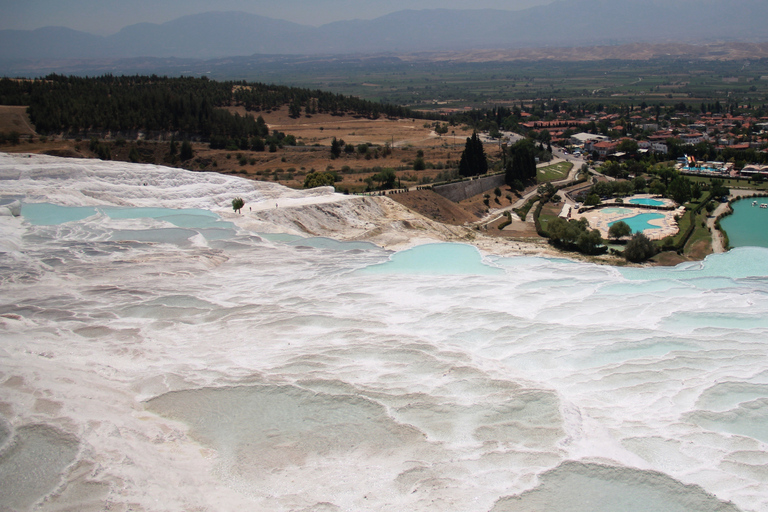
357, 242, 504, 275
720, 198, 768, 248
21, 203, 235, 242
628, 198, 665, 206
601, 208, 632, 215
287, 237, 380, 251
22, 203, 229, 228
609, 213, 665, 234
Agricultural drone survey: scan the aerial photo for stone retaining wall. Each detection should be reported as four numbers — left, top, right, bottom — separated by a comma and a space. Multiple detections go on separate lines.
432, 174, 506, 202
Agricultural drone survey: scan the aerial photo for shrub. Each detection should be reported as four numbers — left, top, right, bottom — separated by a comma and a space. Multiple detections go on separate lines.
624, 233, 657, 262
304, 171, 336, 189
608, 220, 632, 240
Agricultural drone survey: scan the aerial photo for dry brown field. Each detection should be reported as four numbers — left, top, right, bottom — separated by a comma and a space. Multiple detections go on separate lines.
0, 106, 37, 136
0, 105, 514, 226
0, 105, 497, 194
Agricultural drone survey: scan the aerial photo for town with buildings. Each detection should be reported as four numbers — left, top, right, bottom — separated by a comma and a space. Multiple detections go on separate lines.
518, 106, 768, 178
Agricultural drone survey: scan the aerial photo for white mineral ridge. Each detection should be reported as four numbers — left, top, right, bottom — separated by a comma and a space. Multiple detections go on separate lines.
0, 152, 766, 512
0, 152, 344, 210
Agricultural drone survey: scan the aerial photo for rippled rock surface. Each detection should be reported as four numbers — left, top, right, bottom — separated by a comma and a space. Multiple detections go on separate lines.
0, 154, 764, 511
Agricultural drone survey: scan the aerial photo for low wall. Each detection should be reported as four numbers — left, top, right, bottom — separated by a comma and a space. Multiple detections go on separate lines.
432, 174, 506, 202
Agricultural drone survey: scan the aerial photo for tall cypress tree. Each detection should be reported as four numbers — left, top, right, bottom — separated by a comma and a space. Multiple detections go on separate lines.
458, 131, 487, 177
505, 138, 537, 186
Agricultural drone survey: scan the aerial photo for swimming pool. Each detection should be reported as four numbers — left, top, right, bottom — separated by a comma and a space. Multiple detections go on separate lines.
609, 213, 665, 233
601, 208, 633, 215
628, 198, 665, 206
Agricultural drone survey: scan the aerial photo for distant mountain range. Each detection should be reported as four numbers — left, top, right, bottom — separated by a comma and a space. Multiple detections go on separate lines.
1, 0, 767, 63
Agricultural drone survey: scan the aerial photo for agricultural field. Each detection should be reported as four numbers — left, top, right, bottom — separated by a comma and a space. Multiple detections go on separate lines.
243, 58, 768, 111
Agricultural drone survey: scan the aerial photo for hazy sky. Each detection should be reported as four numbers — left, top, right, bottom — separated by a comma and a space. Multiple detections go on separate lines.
1, 0, 554, 35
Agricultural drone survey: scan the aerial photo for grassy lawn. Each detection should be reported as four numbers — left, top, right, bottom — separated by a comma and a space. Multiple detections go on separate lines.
537, 212, 559, 234
514, 196, 539, 221
688, 175, 768, 192
684, 209, 713, 257
538, 161, 573, 183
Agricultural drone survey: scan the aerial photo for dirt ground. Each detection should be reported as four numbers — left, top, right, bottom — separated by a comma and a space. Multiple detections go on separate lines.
0, 106, 37, 137
0, 106, 491, 193
385, 189, 479, 225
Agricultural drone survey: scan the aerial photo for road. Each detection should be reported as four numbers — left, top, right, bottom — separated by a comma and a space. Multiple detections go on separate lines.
474, 148, 589, 228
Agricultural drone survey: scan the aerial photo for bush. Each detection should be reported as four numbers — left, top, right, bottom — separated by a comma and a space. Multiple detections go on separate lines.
546, 217, 605, 255
304, 171, 336, 189
608, 220, 632, 240
624, 233, 657, 262
584, 193, 601, 206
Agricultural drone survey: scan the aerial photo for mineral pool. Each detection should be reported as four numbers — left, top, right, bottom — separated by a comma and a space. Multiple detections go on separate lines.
720, 198, 768, 249
1, 153, 766, 511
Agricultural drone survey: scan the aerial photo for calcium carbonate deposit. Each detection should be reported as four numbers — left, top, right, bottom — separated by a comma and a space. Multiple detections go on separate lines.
1, 153, 766, 511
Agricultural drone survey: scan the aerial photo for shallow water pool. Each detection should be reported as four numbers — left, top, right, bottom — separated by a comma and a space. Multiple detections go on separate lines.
21, 203, 228, 228
357, 242, 504, 275
720, 198, 768, 248
21, 203, 235, 243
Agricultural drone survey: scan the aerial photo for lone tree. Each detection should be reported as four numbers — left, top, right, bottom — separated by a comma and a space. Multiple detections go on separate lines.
458, 131, 487, 177
180, 140, 194, 161
232, 197, 245, 214
624, 232, 657, 262
303, 171, 336, 189
373, 167, 397, 189
667, 176, 692, 205
330, 137, 343, 159
608, 220, 632, 241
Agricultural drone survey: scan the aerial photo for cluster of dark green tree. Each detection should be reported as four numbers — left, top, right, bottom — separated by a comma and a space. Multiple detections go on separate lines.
547, 216, 656, 262
167, 138, 194, 162
209, 121, 296, 152
0, 131, 21, 145
622, 233, 658, 263
232, 85, 416, 119
0, 74, 421, 141
584, 164, 716, 206
505, 139, 538, 190
546, 217, 605, 255
303, 171, 339, 189
458, 132, 488, 177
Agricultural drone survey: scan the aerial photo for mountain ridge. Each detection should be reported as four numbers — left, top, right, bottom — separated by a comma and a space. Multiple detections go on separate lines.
1, 1, 767, 64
